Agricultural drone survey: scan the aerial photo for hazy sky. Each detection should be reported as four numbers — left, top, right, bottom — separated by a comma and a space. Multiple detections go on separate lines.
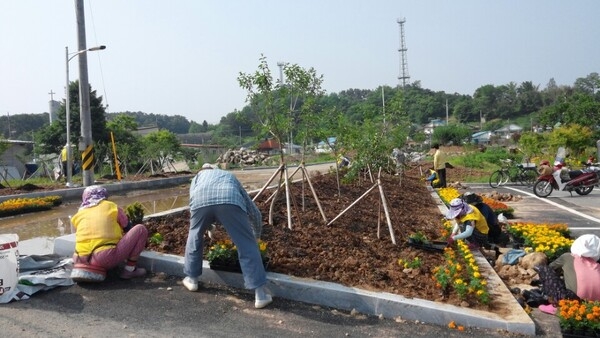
1, 1, 598, 125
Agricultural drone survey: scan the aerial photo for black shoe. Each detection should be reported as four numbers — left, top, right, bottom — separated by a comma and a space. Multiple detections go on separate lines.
530, 279, 542, 287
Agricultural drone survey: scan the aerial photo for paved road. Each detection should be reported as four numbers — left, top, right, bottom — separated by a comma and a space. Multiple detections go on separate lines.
464, 183, 600, 239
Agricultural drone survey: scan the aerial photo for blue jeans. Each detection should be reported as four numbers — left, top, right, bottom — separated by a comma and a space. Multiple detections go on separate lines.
184, 204, 266, 290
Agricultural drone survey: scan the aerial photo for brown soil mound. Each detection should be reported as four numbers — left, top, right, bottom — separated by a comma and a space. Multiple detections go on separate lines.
145, 171, 495, 310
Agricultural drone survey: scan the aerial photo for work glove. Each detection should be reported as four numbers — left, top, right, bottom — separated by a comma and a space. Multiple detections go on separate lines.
446, 236, 455, 246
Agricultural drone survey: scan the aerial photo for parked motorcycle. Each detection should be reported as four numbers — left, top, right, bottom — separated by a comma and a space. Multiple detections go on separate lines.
533, 162, 600, 198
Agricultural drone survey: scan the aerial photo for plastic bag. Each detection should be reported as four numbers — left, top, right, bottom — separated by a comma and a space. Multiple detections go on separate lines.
497, 213, 508, 224
0, 234, 19, 303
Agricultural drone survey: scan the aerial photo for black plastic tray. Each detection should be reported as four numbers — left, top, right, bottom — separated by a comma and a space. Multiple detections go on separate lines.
407, 239, 447, 252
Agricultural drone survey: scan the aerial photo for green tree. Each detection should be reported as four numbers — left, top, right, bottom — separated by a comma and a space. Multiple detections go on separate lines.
516, 81, 543, 115
106, 114, 143, 175
140, 130, 182, 174
574, 72, 600, 95
35, 80, 108, 155
238, 55, 323, 163
432, 124, 471, 146
547, 124, 594, 159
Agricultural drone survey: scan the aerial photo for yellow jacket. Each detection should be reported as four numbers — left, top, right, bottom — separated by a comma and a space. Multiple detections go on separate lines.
459, 205, 489, 235
72, 200, 123, 256
61, 147, 68, 162
433, 149, 446, 170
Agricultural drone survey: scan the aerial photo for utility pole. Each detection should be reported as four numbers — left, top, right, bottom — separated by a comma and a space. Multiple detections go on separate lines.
445, 99, 449, 126
75, 0, 94, 186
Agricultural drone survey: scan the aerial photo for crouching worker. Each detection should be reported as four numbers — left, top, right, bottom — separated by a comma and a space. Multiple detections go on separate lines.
71, 185, 148, 282
424, 168, 440, 188
535, 234, 600, 315
446, 198, 489, 249
461, 192, 504, 246
183, 163, 272, 309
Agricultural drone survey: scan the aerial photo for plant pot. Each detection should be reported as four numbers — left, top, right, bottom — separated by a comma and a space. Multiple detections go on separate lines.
209, 257, 269, 273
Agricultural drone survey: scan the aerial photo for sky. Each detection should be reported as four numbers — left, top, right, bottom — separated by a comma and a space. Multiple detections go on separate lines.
1, 1, 599, 125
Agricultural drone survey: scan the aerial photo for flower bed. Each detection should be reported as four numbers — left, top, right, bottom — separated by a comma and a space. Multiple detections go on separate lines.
558, 299, 600, 337
432, 240, 490, 305
437, 187, 514, 216
0, 196, 62, 217
506, 221, 573, 261
206, 239, 268, 271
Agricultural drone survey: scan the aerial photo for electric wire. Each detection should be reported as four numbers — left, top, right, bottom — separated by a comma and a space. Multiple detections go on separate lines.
86, 0, 110, 113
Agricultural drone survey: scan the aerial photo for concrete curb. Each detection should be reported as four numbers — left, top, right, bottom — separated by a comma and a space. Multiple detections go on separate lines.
0, 175, 194, 203
51, 187, 535, 335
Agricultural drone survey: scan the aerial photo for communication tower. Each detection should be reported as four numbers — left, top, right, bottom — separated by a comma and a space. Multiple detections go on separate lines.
397, 18, 410, 88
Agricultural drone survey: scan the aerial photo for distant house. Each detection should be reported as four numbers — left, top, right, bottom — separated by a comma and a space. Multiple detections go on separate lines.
495, 124, 523, 139
423, 119, 447, 136
471, 131, 493, 145
133, 125, 159, 136
315, 137, 336, 153
0, 139, 34, 180
257, 138, 281, 155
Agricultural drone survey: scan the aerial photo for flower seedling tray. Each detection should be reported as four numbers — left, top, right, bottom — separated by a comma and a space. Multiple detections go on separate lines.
407, 238, 447, 252
209, 257, 269, 273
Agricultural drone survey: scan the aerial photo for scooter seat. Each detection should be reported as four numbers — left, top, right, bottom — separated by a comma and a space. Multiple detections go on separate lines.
569, 170, 583, 179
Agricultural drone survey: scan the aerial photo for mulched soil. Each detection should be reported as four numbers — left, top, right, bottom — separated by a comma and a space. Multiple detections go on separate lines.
145, 167, 496, 310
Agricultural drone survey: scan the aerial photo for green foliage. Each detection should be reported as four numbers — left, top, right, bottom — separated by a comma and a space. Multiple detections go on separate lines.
518, 131, 548, 158
141, 130, 181, 159
238, 54, 324, 164
35, 80, 108, 155
0, 138, 9, 157
432, 124, 471, 146
125, 202, 145, 224
456, 146, 511, 169
149, 232, 164, 245
547, 124, 594, 159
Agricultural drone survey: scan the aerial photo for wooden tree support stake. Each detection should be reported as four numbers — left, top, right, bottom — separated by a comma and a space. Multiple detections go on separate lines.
327, 168, 396, 244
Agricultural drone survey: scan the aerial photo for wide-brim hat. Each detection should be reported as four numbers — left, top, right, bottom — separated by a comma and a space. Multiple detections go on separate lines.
446, 198, 472, 220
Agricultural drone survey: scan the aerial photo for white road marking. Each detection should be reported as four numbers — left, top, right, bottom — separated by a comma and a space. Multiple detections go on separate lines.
502, 186, 600, 225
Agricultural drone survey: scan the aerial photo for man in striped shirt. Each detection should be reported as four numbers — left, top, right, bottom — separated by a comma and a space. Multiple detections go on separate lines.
183, 164, 272, 309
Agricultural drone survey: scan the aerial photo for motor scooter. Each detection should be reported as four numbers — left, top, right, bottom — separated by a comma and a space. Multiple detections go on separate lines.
533, 162, 600, 198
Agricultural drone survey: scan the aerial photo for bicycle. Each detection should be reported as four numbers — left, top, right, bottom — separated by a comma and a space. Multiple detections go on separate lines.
489, 159, 538, 188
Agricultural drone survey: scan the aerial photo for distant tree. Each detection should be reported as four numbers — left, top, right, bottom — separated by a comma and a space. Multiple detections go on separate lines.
516, 81, 543, 115
35, 80, 108, 155
0, 113, 48, 140
518, 131, 548, 158
574, 72, 600, 95
538, 92, 600, 130
106, 114, 143, 174
547, 124, 594, 158
432, 124, 471, 146
472, 84, 499, 122
238, 54, 323, 163
140, 130, 182, 173
188, 121, 204, 134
